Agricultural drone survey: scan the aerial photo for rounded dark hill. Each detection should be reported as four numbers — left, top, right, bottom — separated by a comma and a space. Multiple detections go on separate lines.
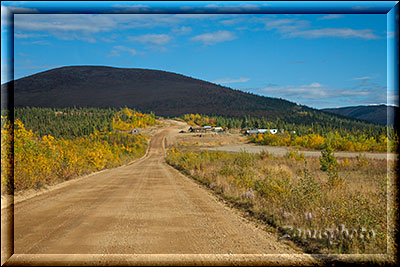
7, 65, 303, 118
322, 105, 398, 126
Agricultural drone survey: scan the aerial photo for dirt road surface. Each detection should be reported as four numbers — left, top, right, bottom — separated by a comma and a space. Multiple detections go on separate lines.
2, 122, 316, 265
201, 144, 397, 160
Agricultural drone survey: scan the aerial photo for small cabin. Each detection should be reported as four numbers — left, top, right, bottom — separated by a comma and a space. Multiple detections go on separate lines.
241, 128, 250, 135
213, 127, 223, 132
248, 130, 259, 135
204, 126, 212, 131
188, 127, 206, 133
242, 128, 280, 135
269, 129, 278, 134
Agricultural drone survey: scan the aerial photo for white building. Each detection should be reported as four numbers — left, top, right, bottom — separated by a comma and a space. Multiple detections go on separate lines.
269, 129, 278, 134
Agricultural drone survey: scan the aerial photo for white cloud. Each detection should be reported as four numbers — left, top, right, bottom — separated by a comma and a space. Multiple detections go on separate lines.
386, 31, 396, 38
220, 18, 243, 26
100, 34, 121, 43
263, 19, 310, 33
203, 3, 260, 12
17, 52, 29, 57
13, 14, 178, 43
14, 14, 119, 33
114, 45, 137, 56
261, 83, 325, 100
191, 30, 237, 45
173, 14, 225, 19
351, 76, 372, 80
285, 28, 380, 39
318, 14, 343, 20
11, 14, 235, 42
172, 26, 192, 35
258, 17, 381, 41
213, 77, 250, 84
261, 82, 373, 101
7, 6, 39, 13
236, 26, 248, 31
14, 33, 48, 39
107, 45, 137, 57
106, 50, 120, 57
21, 40, 51, 45
128, 34, 171, 45
111, 4, 150, 13
308, 82, 323, 88
100, 37, 115, 43
340, 90, 370, 96
350, 77, 387, 93
387, 90, 399, 106
240, 4, 261, 9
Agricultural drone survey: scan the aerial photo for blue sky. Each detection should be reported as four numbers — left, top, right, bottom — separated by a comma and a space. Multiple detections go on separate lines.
1, 1, 398, 109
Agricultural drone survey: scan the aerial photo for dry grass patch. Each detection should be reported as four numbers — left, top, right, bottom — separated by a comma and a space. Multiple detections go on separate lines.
170, 132, 248, 149
166, 148, 390, 254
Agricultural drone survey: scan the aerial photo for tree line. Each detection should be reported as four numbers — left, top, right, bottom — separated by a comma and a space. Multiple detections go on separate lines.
179, 113, 397, 152
13, 107, 156, 139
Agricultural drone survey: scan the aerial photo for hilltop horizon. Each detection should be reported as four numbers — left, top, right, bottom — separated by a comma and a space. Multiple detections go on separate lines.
1, 9, 395, 109
2, 65, 388, 134
2, 64, 397, 112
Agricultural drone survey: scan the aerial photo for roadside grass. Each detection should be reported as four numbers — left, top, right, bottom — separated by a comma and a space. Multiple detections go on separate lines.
166, 148, 391, 254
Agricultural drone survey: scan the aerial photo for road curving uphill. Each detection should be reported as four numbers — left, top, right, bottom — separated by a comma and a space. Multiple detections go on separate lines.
2, 122, 317, 265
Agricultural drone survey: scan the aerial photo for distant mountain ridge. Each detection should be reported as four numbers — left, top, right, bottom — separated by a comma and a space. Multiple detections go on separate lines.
322, 105, 398, 126
0, 66, 380, 129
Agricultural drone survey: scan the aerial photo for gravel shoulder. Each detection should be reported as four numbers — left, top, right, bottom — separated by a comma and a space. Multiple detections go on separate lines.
201, 144, 397, 160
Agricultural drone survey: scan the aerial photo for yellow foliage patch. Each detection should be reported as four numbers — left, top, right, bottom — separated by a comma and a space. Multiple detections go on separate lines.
1, 117, 148, 193
250, 130, 391, 152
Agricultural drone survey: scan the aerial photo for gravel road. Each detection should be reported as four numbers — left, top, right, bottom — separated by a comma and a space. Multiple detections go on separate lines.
1, 122, 316, 265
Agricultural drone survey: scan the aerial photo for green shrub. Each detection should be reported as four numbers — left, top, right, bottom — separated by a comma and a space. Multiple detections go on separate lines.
320, 144, 341, 187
